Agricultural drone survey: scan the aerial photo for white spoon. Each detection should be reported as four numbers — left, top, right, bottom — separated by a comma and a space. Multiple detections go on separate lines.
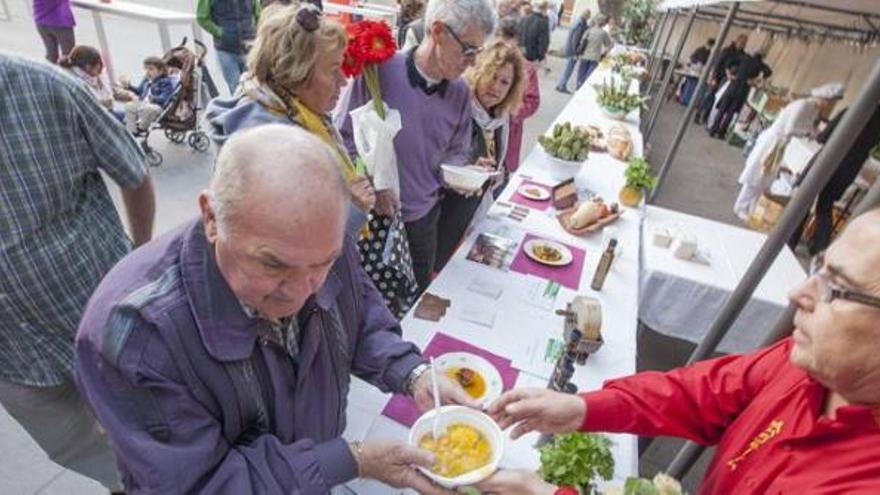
430, 357, 445, 439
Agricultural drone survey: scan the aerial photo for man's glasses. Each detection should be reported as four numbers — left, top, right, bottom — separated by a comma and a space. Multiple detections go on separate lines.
443, 24, 482, 58
808, 254, 880, 310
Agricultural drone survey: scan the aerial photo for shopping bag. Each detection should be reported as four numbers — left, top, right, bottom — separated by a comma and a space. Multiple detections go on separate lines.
358, 212, 418, 320
350, 101, 402, 194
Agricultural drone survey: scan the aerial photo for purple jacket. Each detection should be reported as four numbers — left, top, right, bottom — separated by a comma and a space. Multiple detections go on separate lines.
75, 219, 426, 494
33, 0, 75, 28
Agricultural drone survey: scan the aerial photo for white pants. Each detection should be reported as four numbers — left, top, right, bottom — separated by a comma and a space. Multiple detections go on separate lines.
0, 378, 123, 491
124, 100, 162, 133
734, 174, 773, 221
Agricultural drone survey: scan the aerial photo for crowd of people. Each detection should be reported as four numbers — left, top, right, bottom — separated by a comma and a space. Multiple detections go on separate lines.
3, 0, 880, 493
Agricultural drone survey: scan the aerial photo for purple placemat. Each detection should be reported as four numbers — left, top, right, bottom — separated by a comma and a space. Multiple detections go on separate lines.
508, 180, 553, 211
510, 233, 587, 290
381, 333, 519, 427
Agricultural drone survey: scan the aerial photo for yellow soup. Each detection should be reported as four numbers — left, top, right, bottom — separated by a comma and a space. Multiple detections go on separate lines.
445, 367, 487, 399
419, 423, 492, 478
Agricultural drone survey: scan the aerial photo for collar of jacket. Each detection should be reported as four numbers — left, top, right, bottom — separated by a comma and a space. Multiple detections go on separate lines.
406, 48, 448, 97
179, 220, 343, 362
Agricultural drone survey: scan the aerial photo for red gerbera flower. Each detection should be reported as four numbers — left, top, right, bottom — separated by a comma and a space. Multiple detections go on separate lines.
346, 20, 396, 66
341, 49, 364, 78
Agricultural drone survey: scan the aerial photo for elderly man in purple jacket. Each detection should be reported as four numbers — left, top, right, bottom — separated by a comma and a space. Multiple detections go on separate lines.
75, 125, 473, 494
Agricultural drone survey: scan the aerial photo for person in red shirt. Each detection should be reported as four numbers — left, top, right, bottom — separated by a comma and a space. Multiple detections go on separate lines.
477, 207, 880, 494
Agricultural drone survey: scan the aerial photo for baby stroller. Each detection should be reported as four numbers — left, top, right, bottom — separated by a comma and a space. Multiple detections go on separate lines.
140, 38, 220, 167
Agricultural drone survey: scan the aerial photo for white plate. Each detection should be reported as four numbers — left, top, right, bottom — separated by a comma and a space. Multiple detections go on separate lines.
523, 239, 574, 267
516, 184, 551, 201
434, 352, 503, 405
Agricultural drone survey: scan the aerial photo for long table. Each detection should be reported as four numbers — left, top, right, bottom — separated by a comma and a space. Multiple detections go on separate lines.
639, 206, 807, 354
344, 62, 644, 493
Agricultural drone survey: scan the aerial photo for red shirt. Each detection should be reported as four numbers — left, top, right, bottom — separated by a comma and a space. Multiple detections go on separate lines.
580, 339, 880, 493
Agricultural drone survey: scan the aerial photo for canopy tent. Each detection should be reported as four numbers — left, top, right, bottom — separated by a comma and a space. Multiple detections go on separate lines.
654, 1, 880, 107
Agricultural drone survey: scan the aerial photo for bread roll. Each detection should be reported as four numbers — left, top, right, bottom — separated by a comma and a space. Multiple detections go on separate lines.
607, 125, 633, 161
569, 201, 603, 229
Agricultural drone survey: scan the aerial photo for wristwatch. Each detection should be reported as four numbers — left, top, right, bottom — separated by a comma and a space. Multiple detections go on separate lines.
403, 362, 431, 397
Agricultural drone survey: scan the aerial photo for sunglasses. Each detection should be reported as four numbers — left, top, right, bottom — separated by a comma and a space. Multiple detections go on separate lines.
808, 253, 880, 310
443, 24, 482, 58
296, 6, 321, 32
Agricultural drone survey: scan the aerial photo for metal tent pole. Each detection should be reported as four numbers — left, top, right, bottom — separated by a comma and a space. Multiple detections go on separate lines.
648, 11, 670, 56
647, 10, 680, 97
645, 7, 697, 142
646, 12, 671, 77
649, 2, 740, 203
666, 54, 880, 481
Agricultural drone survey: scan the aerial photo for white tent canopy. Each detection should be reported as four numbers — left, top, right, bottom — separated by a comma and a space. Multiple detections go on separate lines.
654, 0, 880, 107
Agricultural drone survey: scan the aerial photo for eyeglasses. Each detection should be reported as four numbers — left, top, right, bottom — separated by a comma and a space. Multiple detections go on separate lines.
443, 24, 482, 58
808, 254, 880, 310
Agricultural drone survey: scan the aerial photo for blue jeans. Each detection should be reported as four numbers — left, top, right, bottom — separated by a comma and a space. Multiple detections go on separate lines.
216, 49, 247, 95
576, 59, 599, 89
556, 57, 577, 90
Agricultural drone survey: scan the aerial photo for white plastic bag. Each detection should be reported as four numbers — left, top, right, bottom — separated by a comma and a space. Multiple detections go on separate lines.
350, 101, 402, 194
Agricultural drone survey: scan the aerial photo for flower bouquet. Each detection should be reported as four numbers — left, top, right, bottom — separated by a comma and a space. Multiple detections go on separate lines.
344, 20, 402, 193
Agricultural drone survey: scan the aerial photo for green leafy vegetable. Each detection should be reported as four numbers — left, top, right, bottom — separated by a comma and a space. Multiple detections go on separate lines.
624, 156, 657, 191
539, 433, 614, 494
595, 78, 649, 115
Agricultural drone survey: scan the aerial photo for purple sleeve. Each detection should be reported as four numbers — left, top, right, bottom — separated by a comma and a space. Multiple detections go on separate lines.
442, 93, 474, 167
350, 261, 425, 393
75, 317, 357, 494
337, 76, 371, 158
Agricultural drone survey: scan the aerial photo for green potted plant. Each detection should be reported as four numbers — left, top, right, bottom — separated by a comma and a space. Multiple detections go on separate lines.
595, 78, 648, 121
620, 156, 656, 207
539, 433, 615, 494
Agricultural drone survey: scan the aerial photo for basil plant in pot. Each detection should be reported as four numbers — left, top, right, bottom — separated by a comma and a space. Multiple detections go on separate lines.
620, 156, 657, 207
539, 433, 615, 494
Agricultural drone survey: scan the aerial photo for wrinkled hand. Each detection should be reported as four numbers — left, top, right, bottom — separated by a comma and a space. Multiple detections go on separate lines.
487, 388, 586, 439
471, 469, 557, 495
412, 367, 481, 412
359, 441, 455, 495
374, 188, 400, 216
350, 176, 376, 212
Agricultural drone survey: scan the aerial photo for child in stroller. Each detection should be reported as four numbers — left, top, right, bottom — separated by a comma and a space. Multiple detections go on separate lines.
116, 56, 175, 134
118, 40, 219, 166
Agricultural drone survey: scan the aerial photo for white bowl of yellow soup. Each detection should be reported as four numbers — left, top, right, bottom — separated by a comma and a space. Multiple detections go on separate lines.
408, 405, 504, 488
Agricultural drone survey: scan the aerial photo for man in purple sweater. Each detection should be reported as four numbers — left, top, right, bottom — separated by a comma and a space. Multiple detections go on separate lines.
340, 0, 496, 292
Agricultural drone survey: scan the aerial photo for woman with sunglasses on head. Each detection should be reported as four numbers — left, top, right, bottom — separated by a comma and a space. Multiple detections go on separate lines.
434, 40, 526, 272
206, 3, 375, 241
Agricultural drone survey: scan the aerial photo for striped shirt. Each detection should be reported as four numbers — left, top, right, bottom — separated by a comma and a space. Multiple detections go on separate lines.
0, 53, 147, 386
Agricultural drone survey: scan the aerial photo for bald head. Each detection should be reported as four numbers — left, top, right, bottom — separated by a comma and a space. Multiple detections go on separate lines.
209, 124, 348, 238
200, 125, 351, 319
834, 207, 880, 290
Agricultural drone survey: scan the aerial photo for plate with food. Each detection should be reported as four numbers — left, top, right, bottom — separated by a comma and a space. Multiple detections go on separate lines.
434, 352, 503, 404
556, 198, 621, 235
524, 239, 574, 267
516, 184, 551, 201
409, 405, 504, 488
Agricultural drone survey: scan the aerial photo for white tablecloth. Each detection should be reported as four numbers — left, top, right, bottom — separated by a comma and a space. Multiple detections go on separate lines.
639, 206, 807, 354
344, 65, 643, 493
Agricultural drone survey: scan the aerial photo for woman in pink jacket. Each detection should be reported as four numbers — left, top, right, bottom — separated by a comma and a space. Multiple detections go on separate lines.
499, 16, 541, 177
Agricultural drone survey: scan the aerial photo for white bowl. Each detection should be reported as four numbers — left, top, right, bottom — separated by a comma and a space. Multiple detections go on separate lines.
441, 165, 494, 190
600, 105, 630, 121
408, 405, 504, 488
537, 144, 585, 182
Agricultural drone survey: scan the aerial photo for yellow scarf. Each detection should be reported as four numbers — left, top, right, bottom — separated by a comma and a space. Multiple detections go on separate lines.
290, 98, 357, 182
